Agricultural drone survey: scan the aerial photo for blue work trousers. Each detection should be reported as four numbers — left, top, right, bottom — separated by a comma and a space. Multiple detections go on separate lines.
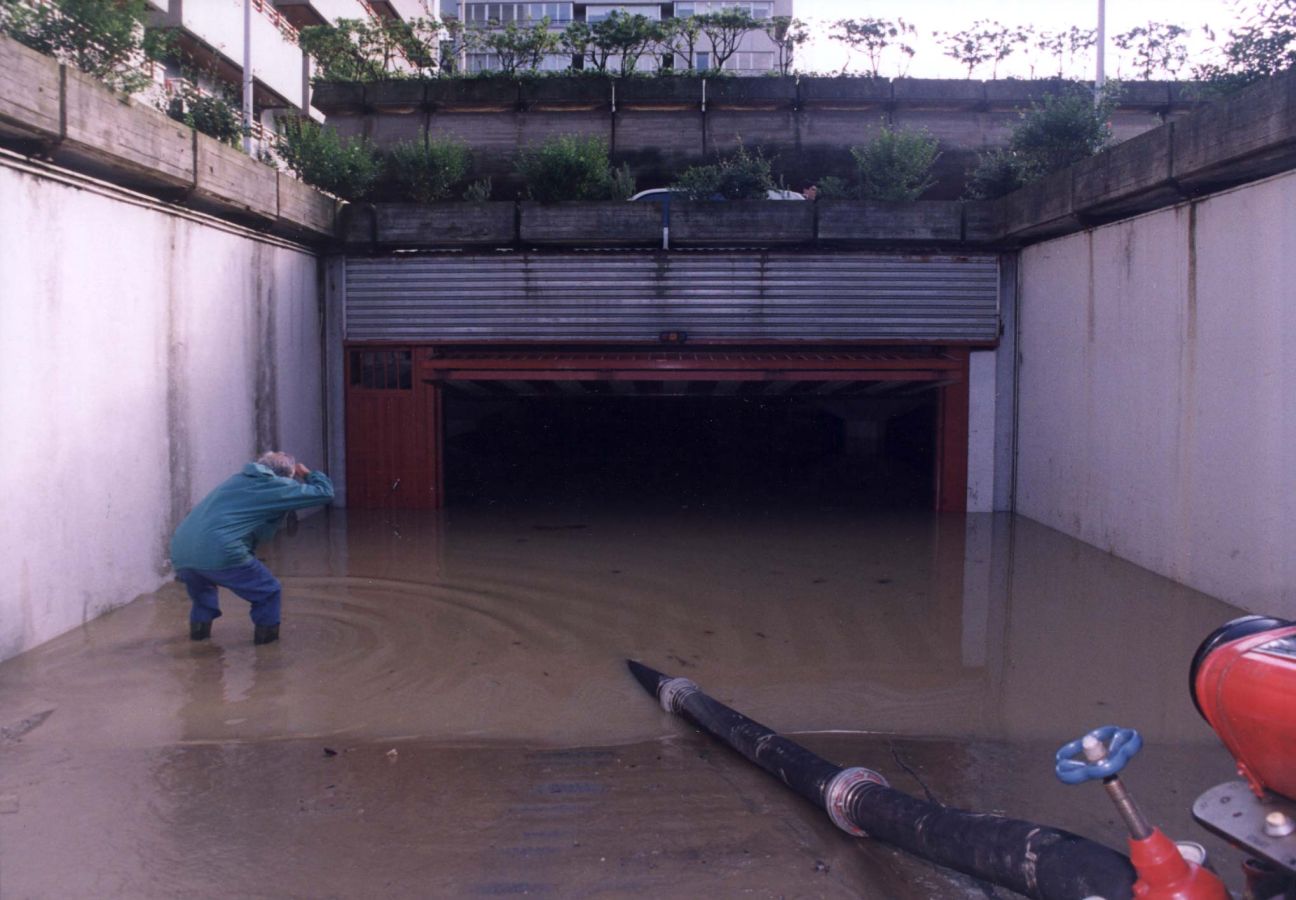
176, 560, 282, 627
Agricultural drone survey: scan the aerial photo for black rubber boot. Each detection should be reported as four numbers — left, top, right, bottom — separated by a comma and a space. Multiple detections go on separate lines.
253, 624, 280, 646
189, 621, 212, 641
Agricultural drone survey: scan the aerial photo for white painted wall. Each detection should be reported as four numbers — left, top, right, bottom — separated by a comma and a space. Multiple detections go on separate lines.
0, 161, 323, 662
1017, 170, 1296, 617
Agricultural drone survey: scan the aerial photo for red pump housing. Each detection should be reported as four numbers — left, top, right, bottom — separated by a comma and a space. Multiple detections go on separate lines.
1190, 616, 1296, 799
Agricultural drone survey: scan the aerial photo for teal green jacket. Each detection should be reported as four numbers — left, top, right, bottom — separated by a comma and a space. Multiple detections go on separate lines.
170, 463, 335, 571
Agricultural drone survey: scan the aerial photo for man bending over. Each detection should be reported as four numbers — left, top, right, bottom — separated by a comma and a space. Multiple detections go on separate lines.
171, 451, 335, 645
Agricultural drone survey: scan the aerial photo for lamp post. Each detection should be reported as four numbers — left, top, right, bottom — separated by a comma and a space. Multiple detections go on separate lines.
243, 0, 254, 155
1095, 0, 1106, 105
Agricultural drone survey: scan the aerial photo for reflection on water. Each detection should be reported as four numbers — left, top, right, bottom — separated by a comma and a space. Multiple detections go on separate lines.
0, 508, 1240, 749
0, 506, 1250, 897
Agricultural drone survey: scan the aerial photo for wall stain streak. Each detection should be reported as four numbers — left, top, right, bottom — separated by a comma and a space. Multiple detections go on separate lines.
254, 243, 279, 453
164, 219, 192, 571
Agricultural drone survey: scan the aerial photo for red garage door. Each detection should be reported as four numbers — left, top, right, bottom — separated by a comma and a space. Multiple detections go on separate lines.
346, 347, 970, 512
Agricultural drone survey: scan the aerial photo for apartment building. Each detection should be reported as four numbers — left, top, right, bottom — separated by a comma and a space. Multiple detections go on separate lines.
456, 1, 794, 75
149, 0, 428, 152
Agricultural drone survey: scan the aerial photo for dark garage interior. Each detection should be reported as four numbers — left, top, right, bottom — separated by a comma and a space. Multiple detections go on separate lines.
441, 384, 939, 510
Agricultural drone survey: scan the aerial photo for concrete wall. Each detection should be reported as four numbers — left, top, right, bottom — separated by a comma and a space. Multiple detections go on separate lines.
0, 157, 325, 662
1016, 170, 1296, 617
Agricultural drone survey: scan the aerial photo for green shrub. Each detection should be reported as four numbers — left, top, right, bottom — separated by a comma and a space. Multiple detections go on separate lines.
515, 135, 633, 203
850, 126, 940, 201
1009, 90, 1111, 180
814, 175, 851, 199
463, 177, 493, 202
166, 82, 245, 148
1, 0, 168, 93
671, 143, 774, 200
964, 148, 1026, 199
275, 118, 380, 200
386, 139, 472, 202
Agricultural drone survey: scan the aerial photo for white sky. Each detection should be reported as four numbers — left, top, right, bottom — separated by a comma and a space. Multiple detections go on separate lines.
795, 0, 1249, 79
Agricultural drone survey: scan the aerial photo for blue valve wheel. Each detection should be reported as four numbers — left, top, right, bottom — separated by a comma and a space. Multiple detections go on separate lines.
1054, 726, 1143, 784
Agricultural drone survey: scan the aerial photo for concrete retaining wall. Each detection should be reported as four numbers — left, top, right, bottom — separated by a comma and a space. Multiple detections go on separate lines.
1016, 169, 1296, 617
0, 157, 325, 662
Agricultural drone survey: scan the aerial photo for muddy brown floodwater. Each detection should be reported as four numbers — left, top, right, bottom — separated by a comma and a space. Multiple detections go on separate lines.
0, 506, 1250, 898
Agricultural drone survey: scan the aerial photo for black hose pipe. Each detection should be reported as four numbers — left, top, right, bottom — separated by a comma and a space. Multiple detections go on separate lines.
628, 660, 1136, 900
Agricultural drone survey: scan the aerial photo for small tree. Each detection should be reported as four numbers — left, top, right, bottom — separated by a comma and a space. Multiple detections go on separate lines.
1035, 26, 1097, 79
276, 118, 380, 200
657, 15, 704, 71
591, 11, 657, 75
697, 8, 758, 72
471, 19, 559, 75
167, 80, 245, 147
300, 16, 439, 81
937, 20, 1030, 79
1010, 91, 1113, 179
0, 0, 169, 94
832, 18, 916, 78
387, 139, 472, 202
850, 127, 940, 202
672, 144, 775, 200
964, 149, 1026, 200
516, 135, 633, 203
765, 16, 808, 76
1114, 22, 1191, 80
1196, 0, 1296, 89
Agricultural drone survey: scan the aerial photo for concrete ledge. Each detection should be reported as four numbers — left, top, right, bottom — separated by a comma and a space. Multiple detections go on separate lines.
58, 67, 194, 191
670, 200, 815, 245
1072, 125, 1179, 220
365, 80, 426, 113
615, 77, 703, 109
0, 38, 61, 143
519, 201, 660, 245
366, 202, 515, 246
426, 78, 519, 110
278, 171, 338, 237
0, 35, 346, 244
892, 79, 985, 106
962, 200, 1004, 244
798, 77, 891, 107
1002, 168, 1078, 239
193, 133, 278, 223
1171, 71, 1296, 192
708, 77, 796, 108
818, 200, 962, 243
522, 79, 610, 110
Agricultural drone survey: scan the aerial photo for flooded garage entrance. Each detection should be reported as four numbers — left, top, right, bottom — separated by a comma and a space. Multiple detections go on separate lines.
347, 347, 973, 512
0, 508, 1249, 897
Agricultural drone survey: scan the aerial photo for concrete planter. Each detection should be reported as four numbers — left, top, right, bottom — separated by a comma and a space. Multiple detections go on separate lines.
984, 79, 1076, 108
893, 78, 986, 107
364, 201, 516, 246
310, 81, 365, 114
798, 77, 891, 107
57, 67, 194, 191
614, 76, 703, 108
364, 80, 427, 112
521, 78, 611, 109
1171, 70, 1296, 192
425, 78, 519, 110
519, 201, 661, 245
817, 200, 963, 243
705, 77, 796, 108
1002, 167, 1077, 239
0, 37, 61, 143
670, 200, 814, 245
962, 200, 1005, 244
1117, 81, 1174, 109
192, 132, 278, 223
277, 171, 338, 237
1072, 126, 1176, 218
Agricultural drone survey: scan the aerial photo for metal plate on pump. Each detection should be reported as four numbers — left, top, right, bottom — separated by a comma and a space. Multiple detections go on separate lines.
1193, 781, 1296, 873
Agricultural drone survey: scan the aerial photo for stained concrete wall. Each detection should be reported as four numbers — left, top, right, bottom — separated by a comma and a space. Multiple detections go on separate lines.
0, 157, 324, 662
1016, 169, 1296, 617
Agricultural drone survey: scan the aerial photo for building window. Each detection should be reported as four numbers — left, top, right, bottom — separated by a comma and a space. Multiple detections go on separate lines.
465, 2, 572, 24
674, 1, 772, 18
694, 51, 710, 69
725, 50, 774, 72
350, 350, 413, 390
586, 5, 661, 23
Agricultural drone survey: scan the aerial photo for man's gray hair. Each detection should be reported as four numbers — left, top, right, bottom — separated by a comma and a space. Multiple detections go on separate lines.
257, 451, 297, 477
